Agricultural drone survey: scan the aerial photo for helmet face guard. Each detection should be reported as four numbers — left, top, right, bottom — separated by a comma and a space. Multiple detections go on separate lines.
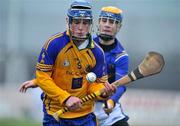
67, 0, 93, 41
98, 6, 123, 41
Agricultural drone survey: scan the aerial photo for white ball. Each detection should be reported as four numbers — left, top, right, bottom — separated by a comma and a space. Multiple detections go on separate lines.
86, 72, 97, 83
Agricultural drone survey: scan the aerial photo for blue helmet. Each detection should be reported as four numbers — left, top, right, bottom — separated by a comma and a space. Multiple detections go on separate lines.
99, 6, 123, 22
67, 0, 93, 24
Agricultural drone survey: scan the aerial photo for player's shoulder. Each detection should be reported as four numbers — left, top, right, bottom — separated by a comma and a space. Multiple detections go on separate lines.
92, 35, 99, 43
92, 40, 104, 54
115, 39, 125, 51
43, 31, 69, 51
90, 40, 105, 60
91, 36, 103, 52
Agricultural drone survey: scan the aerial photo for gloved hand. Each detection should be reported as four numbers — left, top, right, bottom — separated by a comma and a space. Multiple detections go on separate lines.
102, 99, 115, 115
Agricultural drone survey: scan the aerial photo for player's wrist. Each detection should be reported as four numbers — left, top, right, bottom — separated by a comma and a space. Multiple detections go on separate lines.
63, 96, 72, 105
32, 78, 37, 84
100, 92, 109, 99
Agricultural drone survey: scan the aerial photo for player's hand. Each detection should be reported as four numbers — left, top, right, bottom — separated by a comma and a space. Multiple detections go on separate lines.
103, 99, 115, 115
100, 82, 116, 98
19, 80, 38, 93
65, 96, 82, 111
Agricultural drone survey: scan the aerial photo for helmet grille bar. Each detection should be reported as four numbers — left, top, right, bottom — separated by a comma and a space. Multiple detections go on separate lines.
71, 6, 91, 9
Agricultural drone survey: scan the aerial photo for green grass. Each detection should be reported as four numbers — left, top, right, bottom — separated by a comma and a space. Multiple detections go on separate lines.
0, 118, 41, 126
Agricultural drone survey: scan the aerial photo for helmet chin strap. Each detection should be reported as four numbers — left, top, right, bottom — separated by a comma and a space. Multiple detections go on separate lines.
99, 33, 114, 41
71, 33, 90, 42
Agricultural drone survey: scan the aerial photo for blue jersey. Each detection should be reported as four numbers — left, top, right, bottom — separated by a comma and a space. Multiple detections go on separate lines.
94, 36, 129, 103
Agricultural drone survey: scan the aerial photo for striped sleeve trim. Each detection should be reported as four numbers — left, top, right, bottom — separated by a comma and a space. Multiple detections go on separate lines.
43, 33, 63, 50
115, 51, 128, 63
36, 63, 53, 72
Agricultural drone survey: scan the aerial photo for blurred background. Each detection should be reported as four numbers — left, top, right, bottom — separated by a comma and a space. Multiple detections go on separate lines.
0, 0, 180, 126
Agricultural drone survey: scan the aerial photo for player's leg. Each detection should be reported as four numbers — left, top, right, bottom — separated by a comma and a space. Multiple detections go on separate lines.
43, 113, 60, 126
60, 113, 97, 126
43, 111, 97, 126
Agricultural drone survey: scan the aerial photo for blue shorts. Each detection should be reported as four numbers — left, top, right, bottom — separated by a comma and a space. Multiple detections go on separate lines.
43, 112, 97, 126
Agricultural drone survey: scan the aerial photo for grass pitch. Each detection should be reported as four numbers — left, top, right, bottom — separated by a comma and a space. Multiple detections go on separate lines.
0, 118, 41, 126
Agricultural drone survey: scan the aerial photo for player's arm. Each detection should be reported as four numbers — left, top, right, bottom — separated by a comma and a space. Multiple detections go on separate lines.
104, 52, 128, 114
110, 52, 129, 103
36, 42, 71, 105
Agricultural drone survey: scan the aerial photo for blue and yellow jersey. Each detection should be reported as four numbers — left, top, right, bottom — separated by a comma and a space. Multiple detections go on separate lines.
36, 31, 107, 118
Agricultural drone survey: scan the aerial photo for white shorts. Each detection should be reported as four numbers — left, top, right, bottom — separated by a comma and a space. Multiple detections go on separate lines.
94, 101, 127, 126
